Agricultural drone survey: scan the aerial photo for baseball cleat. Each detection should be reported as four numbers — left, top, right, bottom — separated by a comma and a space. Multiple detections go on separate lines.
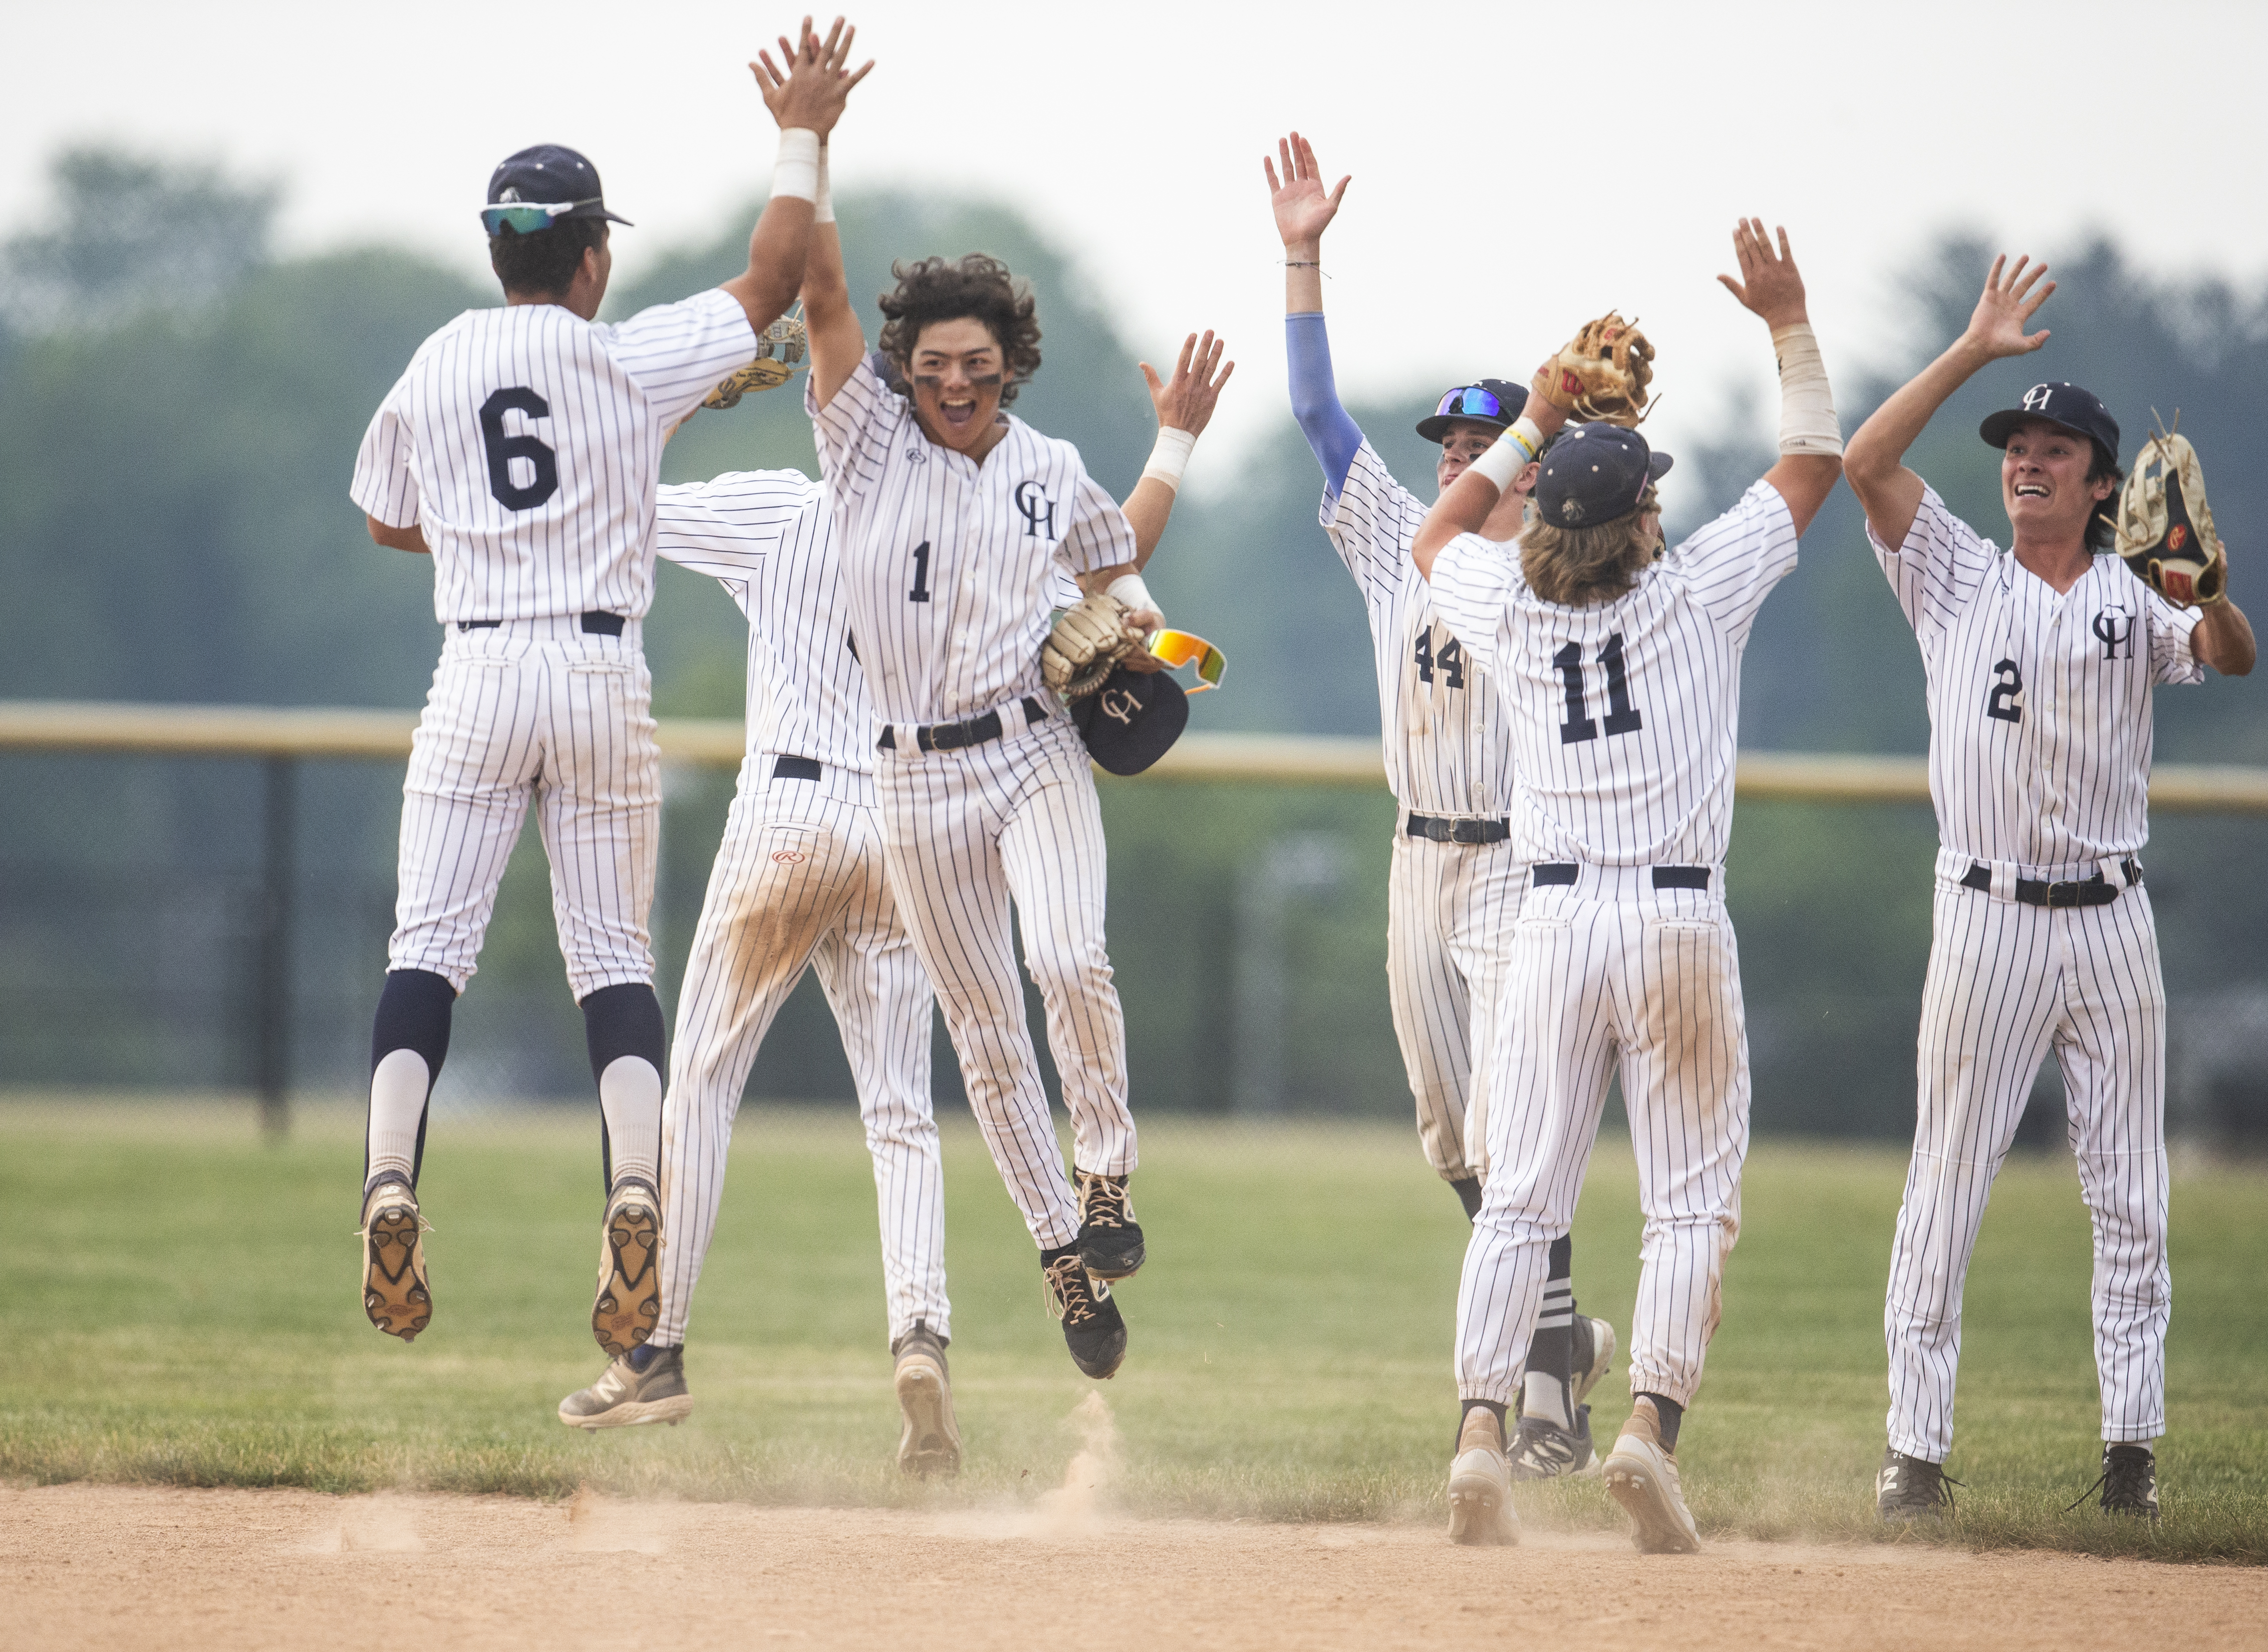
1876, 1446, 1957, 1522
1042, 1245, 1127, 1379
1571, 1316, 1616, 1405
2072, 1444, 2159, 1520
1508, 1404, 1598, 1481
558, 1343, 692, 1430
892, 1323, 962, 1479
1602, 1403, 1702, 1553
1073, 1170, 1145, 1280
1446, 1407, 1519, 1546
591, 1179, 662, 1358
360, 1178, 432, 1341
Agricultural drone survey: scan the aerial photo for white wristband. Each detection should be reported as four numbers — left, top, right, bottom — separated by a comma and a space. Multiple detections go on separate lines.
1468, 429, 1531, 493
1141, 427, 1198, 493
772, 128, 820, 204
1771, 322, 1842, 457
814, 141, 834, 224
1106, 573, 1161, 624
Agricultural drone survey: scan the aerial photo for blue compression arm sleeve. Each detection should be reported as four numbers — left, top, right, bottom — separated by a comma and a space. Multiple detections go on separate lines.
1287, 312, 1364, 497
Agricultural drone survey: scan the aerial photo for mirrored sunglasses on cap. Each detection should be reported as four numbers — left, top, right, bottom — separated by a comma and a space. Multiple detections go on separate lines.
1433, 385, 1509, 423
480, 198, 603, 234
1147, 629, 1226, 692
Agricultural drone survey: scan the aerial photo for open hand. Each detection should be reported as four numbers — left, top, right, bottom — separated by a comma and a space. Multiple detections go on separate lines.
1961, 253, 2054, 360
752, 16, 873, 138
1716, 218, 1809, 331
1142, 331, 1235, 437
1264, 132, 1348, 253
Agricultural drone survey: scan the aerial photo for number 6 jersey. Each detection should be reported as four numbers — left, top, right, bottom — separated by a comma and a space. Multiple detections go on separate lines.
1869, 483, 2201, 866
1429, 480, 1799, 867
350, 290, 756, 623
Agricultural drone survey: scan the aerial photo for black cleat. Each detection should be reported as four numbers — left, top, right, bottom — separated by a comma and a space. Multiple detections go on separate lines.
1876, 1446, 1957, 1522
2069, 1444, 2159, 1519
1042, 1245, 1127, 1379
1074, 1171, 1145, 1280
1508, 1405, 1598, 1481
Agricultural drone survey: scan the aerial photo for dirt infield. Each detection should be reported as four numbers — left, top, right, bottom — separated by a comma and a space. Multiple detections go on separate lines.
5, 1483, 2261, 1652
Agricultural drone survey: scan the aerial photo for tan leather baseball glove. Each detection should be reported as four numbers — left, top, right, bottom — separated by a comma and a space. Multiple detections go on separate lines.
1042, 593, 1141, 699
2118, 419, 2227, 608
1531, 312, 1656, 428
700, 311, 809, 411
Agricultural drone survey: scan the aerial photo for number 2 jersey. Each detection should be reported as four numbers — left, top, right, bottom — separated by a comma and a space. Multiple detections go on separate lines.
1324, 441, 1518, 818
1429, 480, 1799, 867
350, 290, 756, 624
1870, 482, 2200, 866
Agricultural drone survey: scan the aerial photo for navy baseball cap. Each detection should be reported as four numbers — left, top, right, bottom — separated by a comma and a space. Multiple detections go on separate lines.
1071, 665, 1189, 777
1533, 422, 1674, 528
486, 144, 633, 225
1979, 382, 2119, 465
1417, 379, 1525, 443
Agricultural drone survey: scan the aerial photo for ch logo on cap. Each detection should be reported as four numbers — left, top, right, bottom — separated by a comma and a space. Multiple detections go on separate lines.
1099, 688, 1140, 726
2022, 385, 2055, 412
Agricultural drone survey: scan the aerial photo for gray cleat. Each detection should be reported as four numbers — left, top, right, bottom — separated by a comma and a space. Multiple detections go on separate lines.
892, 1323, 961, 1478
1876, 1446, 1957, 1522
558, 1344, 692, 1430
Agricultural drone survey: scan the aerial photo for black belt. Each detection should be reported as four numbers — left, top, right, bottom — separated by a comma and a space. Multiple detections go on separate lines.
1406, 814, 1510, 845
878, 697, 1048, 754
771, 755, 822, 781
457, 612, 625, 636
1959, 858, 2140, 908
1532, 863, 1710, 889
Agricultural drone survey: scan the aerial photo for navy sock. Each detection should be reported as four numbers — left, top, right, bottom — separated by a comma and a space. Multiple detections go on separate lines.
1639, 1391, 1684, 1452
1451, 1177, 1483, 1221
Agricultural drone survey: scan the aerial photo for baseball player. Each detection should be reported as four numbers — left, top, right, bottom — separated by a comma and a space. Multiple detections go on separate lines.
1266, 131, 1613, 1477
1414, 221, 1844, 1549
558, 320, 1229, 1470
1844, 256, 2255, 1521
752, 110, 1227, 1380
347, 19, 869, 1350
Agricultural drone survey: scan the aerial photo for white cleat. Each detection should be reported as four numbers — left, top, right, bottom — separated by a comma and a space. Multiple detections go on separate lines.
1572, 1316, 1616, 1405
1601, 1401, 1702, 1554
1446, 1407, 1520, 1547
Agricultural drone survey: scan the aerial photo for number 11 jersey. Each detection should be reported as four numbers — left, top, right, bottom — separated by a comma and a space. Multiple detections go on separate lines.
350, 290, 756, 624
1429, 480, 1799, 867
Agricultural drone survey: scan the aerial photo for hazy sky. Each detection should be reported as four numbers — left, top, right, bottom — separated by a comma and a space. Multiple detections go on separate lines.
8, 0, 2265, 467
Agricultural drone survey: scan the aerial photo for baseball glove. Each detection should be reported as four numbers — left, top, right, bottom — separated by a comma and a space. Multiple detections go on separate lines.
1042, 593, 1142, 699
2117, 416, 2227, 607
1531, 312, 1656, 427
700, 310, 809, 411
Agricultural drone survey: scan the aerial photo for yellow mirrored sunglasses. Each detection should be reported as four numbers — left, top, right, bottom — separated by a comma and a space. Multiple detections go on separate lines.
1147, 628, 1225, 692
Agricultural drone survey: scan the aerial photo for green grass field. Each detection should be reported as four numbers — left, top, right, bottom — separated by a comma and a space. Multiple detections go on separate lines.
4, 1100, 2264, 1563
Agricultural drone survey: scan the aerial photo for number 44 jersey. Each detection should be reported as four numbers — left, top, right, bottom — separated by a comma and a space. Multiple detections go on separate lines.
351, 290, 757, 623
1429, 480, 1800, 867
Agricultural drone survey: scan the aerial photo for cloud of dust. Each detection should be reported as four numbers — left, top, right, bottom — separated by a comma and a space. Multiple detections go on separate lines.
564, 1483, 672, 1553
1027, 1391, 1119, 1537
303, 1492, 424, 1553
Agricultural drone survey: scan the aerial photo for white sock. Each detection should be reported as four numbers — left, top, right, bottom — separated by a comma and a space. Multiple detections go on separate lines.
366, 1048, 429, 1187
599, 1055, 663, 1192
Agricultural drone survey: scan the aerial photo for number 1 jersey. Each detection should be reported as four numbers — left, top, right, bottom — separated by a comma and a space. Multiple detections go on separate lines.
1429, 479, 1799, 867
350, 290, 755, 624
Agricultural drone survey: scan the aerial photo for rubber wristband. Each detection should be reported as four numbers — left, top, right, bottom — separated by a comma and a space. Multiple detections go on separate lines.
814, 142, 834, 224
772, 128, 819, 204
1141, 427, 1197, 492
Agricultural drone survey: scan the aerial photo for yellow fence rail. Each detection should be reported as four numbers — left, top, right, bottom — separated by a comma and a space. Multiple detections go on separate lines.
4, 699, 2267, 812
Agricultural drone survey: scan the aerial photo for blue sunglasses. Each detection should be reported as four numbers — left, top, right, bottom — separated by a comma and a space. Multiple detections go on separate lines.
1434, 385, 1508, 422
480, 198, 600, 234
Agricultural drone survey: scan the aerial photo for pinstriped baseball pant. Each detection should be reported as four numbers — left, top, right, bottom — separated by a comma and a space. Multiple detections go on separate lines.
389, 619, 658, 999
1456, 869, 1748, 1409
1386, 832, 1526, 1182
654, 756, 947, 1348
874, 712, 1135, 1252
1885, 875, 2169, 1462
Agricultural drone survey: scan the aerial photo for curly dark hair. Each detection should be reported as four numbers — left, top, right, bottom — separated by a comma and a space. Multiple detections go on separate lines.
876, 254, 1042, 405
488, 217, 606, 299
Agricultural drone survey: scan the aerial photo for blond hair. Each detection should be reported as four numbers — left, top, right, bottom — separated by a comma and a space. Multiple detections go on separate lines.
1520, 485, 1662, 607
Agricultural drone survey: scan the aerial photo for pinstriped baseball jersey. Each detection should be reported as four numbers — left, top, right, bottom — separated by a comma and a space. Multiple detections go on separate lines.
351, 290, 756, 622
1869, 484, 2201, 865
1430, 481, 1799, 866
654, 469, 873, 773
807, 360, 1136, 725
1324, 440, 1517, 816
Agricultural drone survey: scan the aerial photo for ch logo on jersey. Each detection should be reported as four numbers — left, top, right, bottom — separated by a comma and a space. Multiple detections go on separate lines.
1014, 480, 1056, 538
1098, 687, 1140, 726
2093, 606, 2134, 660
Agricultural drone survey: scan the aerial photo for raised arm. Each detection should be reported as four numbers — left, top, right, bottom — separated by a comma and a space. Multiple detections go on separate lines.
799, 200, 864, 408
1118, 330, 1234, 568
1716, 218, 1842, 535
1266, 132, 1362, 492
729, 18, 872, 339
1844, 253, 2054, 551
